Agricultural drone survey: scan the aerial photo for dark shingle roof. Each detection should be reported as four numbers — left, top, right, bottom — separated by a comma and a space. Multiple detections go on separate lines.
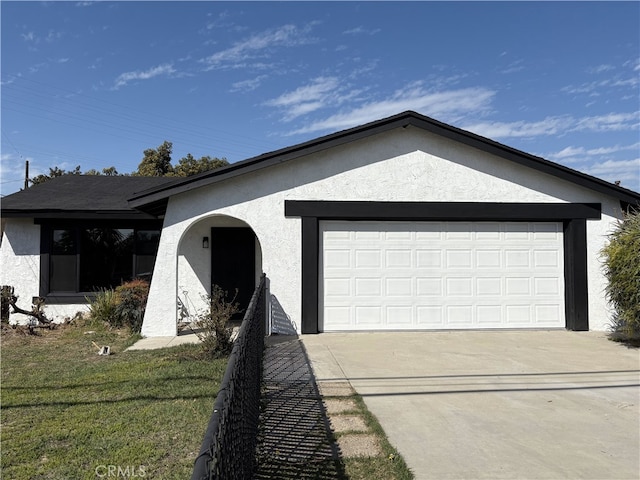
1, 175, 176, 219
128, 110, 640, 214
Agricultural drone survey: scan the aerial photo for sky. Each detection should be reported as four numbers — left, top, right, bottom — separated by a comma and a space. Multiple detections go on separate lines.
1, 1, 639, 197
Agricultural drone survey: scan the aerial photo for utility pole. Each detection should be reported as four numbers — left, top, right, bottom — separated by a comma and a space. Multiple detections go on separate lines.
24, 160, 29, 189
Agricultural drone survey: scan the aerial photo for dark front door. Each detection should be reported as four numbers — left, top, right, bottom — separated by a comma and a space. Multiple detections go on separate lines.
210, 227, 256, 317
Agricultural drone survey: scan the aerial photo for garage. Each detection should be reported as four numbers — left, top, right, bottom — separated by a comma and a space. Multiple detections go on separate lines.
321, 220, 565, 331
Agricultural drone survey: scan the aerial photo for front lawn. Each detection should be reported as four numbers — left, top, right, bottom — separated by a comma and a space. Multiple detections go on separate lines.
1, 321, 226, 480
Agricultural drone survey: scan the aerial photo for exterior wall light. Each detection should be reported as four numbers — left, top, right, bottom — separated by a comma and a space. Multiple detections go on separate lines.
202, 236, 209, 249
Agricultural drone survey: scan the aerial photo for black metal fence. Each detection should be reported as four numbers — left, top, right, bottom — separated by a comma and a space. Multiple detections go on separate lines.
191, 274, 267, 480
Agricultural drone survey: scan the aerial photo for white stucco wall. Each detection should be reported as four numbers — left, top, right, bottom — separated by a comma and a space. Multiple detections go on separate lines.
0, 218, 89, 324
137, 127, 628, 336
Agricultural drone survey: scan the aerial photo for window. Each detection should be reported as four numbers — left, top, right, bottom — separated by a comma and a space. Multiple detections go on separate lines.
41, 221, 162, 298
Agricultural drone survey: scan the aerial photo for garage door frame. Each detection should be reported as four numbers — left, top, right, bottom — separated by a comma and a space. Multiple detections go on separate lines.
285, 201, 601, 334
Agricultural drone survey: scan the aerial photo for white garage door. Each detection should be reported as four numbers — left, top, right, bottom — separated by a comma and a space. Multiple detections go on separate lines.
321, 221, 565, 331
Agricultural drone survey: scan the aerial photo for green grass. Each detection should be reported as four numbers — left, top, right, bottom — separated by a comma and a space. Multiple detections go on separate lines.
1, 321, 227, 480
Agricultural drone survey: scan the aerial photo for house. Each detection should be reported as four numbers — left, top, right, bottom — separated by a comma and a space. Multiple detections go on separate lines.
2, 111, 638, 336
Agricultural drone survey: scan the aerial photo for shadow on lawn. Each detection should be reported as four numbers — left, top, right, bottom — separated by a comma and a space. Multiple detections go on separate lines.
255, 337, 346, 480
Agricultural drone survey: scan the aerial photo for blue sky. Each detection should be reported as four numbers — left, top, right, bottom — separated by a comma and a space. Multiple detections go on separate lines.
1, 1, 639, 196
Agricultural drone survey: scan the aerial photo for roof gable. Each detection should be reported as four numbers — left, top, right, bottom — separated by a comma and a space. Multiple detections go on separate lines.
128, 111, 640, 214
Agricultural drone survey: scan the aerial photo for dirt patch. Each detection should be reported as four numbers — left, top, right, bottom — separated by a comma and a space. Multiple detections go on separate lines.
317, 381, 355, 397
337, 434, 382, 458
324, 397, 357, 414
330, 414, 368, 433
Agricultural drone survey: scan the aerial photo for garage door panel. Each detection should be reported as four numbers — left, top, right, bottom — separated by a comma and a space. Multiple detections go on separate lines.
446, 250, 473, 268
417, 277, 443, 296
355, 277, 381, 296
386, 306, 413, 325
535, 304, 563, 324
385, 277, 412, 296
355, 306, 382, 325
355, 250, 381, 267
534, 277, 561, 295
384, 250, 411, 267
321, 221, 564, 331
476, 250, 501, 268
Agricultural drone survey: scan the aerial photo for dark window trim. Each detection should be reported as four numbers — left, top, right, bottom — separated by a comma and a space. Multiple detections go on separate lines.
39, 219, 162, 303
285, 200, 600, 334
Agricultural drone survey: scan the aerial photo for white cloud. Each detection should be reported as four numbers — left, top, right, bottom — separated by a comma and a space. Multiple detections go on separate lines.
582, 158, 640, 189
201, 24, 315, 70
46, 30, 62, 43
464, 112, 640, 140
464, 116, 573, 139
230, 75, 268, 93
0, 153, 35, 195
500, 59, 525, 74
623, 58, 640, 71
263, 76, 370, 122
587, 64, 615, 74
287, 85, 495, 135
573, 112, 640, 133
113, 63, 176, 89
547, 142, 640, 163
21, 32, 36, 42
266, 77, 340, 107
343, 26, 381, 36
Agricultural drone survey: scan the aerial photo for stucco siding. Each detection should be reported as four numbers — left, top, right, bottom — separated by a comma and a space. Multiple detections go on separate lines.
141, 127, 625, 336
0, 218, 88, 324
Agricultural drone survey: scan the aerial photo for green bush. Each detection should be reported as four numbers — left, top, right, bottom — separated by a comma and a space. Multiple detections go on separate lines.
87, 279, 149, 334
601, 208, 640, 342
114, 279, 150, 334
191, 285, 241, 359
88, 288, 119, 325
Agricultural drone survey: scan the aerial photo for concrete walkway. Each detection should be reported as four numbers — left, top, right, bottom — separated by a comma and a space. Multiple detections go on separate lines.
301, 331, 640, 480
126, 331, 200, 350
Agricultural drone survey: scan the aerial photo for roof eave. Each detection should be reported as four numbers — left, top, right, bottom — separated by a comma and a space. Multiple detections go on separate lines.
127, 111, 640, 208
1, 209, 160, 220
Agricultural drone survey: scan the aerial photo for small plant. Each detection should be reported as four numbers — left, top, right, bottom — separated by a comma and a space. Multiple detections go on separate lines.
88, 288, 119, 325
191, 285, 241, 359
115, 279, 149, 334
601, 208, 640, 343
87, 279, 149, 333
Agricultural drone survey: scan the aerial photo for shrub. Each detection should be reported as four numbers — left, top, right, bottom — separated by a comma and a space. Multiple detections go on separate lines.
88, 288, 119, 325
87, 279, 149, 334
191, 285, 241, 359
115, 279, 149, 334
601, 208, 640, 342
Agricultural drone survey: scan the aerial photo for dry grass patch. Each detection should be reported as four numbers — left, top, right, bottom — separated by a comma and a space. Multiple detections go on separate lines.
1, 320, 226, 480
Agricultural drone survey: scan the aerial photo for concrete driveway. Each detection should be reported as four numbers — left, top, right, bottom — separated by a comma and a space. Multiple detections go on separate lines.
301, 331, 640, 480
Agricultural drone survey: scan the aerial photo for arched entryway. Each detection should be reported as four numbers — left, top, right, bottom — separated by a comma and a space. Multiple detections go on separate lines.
177, 215, 262, 324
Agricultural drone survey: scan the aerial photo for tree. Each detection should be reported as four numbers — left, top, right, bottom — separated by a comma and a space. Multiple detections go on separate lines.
172, 153, 228, 177
29, 165, 81, 186
84, 166, 121, 176
27, 141, 227, 186
134, 141, 174, 177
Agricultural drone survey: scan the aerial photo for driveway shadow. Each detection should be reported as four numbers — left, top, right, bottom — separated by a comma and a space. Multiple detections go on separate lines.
255, 336, 346, 479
